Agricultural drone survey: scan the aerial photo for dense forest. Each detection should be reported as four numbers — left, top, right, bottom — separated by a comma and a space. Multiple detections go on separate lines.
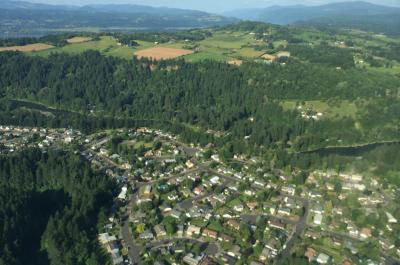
0, 148, 116, 265
0, 50, 399, 154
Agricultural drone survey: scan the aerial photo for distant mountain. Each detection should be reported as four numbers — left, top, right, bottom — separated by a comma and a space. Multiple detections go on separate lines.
0, 0, 238, 38
225, 1, 400, 35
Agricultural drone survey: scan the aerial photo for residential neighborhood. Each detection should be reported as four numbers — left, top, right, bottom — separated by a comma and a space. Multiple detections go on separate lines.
2, 125, 399, 265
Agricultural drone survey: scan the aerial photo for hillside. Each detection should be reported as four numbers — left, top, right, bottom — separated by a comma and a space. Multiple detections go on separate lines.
0, 0, 238, 38
226, 1, 400, 35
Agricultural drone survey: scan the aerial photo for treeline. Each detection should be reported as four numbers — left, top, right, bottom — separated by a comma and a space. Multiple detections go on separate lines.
0, 34, 84, 48
112, 30, 212, 46
0, 51, 399, 152
287, 43, 355, 68
0, 148, 116, 265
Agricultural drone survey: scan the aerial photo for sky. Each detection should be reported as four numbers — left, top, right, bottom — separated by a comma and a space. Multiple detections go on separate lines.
23, 0, 400, 12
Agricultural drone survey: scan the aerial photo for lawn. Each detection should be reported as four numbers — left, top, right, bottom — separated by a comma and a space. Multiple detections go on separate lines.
280, 100, 359, 119
122, 140, 153, 149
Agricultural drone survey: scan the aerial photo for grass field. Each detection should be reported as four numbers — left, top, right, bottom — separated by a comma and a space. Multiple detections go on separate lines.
67, 37, 93, 44
23, 30, 269, 62
135, 47, 193, 60
281, 100, 359, 118
122, 140, 153, 149
0, 43, 54, 52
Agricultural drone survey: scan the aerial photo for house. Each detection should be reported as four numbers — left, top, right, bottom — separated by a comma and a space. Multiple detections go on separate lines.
304, 247, 317, 262
233, 204, 244, 212
117, 186, 128, 201
268, 220, 285, 230
261, 53, 277, 62
110, 248, 124, 265
154, 224, 167, 238
210, 176, 220, 185
360, 228, 372, 239
139, 230, 154, 240
312, 204, 324, 215
246, 202, 258, 211
386, 212, 398, 223
211, 154, 220, 162
227, 219, 241, 231
177, 225, 184, 237
379, 238, 395, 250
281, 185, 296, 196
317, 253, 330, 264
193, 186, 205, 196
277, 51, 291, 58
313, 213, 323, 226
227, 245, 241, 259
168, 209, 182, 219
278, 208, 291, 216
259, 247, 271, 262
186, 225, 201, 236
183, 253, 204, 265
186, 160, 195, 169
218, 233, 233, 242
202, 228, 218, 239
265, 238, 279, 254
347, 223, 359, 237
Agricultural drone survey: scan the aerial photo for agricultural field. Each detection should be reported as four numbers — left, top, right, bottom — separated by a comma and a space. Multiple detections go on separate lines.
66, 37, 93, 44
0, 43, 54, 52
20, 29, 268, 62
135, 47, 193, 60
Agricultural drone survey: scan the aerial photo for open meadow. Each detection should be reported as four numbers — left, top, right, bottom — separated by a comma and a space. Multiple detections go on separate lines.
0, 43, 54, 52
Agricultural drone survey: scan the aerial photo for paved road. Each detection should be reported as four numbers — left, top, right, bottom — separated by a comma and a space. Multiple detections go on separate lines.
121, 219, 143, 265
177, 179, 231, 209
275, 199, 309, 265
147, 237, 219, 256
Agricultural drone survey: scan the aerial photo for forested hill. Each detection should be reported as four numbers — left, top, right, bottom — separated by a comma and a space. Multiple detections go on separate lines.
0, 50, 399, 154
0, 148, 116, 265
0, 1, 237, 38
225, 1, 400, 35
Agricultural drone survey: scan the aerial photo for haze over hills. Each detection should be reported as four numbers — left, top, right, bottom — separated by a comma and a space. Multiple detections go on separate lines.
0, 0, 238, 37
225, 1, 400, 35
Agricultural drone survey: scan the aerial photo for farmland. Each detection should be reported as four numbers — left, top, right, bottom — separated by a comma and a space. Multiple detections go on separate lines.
13, 30, 267, 62
135, 47, 193, 60
0, 43, 54, 52
66, 37, 93, 44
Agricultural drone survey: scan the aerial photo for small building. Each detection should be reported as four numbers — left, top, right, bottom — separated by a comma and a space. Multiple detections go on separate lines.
154, 224, 167, 238
233, 204, 244, 212
316, 253, 331, 264
183, 253, 204, 265
218, 233, 233, 242
313, 213, 323, 226
202, 228, 218, 239
227, 219, 240, 231
386, 212, 398, 223
304, 247, 317, 262
186, 225, 201, 236
360, 228, 372, 239
186, 160, 195, 169
268, 220, 285, 231
227, 245, 241, 259
139, 230, 154, 240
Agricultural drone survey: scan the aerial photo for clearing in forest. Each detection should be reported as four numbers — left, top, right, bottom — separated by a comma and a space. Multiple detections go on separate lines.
135, 47, 193, 60
66, 37, 93, 44
0, 43, 54, 52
